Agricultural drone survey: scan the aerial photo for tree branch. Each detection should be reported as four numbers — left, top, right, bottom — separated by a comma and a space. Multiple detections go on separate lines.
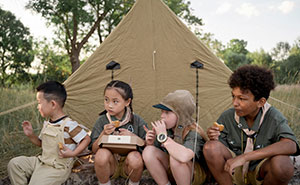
77, 10, 108, 50
56, 12, 72, 55
72, 10, 78, 49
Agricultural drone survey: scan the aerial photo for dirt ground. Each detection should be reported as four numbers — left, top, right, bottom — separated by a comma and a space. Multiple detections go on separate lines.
1, 156, 300, 185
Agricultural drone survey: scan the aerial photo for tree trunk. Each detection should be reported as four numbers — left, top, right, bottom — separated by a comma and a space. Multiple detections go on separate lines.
70, 48, 80, 73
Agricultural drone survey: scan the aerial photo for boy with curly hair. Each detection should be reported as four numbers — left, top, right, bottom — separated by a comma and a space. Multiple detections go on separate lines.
204, 65, 299, 185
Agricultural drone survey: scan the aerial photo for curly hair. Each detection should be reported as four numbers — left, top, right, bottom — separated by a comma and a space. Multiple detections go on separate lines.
228, 65, 275, 101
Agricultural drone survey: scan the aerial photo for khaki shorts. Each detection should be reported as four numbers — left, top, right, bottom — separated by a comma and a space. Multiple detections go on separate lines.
228, 149, 267, 185
167, 161, 207, 185
111, 156, 128, 179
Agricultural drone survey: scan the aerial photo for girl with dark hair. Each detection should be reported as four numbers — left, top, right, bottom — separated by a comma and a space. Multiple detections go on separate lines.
89, 80, 148, 185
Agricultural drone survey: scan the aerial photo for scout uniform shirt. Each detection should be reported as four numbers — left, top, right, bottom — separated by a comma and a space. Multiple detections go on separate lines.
218, 106, 300, 171
89, 111, 147, 152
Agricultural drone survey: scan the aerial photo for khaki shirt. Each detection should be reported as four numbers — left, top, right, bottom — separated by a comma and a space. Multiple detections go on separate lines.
218, 106, 300, 171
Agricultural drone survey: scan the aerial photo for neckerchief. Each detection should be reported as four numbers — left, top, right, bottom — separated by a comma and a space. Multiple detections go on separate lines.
234, 102, 271, 176
106, 107, 131, 127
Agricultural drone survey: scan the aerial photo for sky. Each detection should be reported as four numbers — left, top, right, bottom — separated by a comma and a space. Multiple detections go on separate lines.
0, 0, 299, 53
189, 0, 300, 52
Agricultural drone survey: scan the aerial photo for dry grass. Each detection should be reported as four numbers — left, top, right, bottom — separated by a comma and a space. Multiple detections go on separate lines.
0, 86, 42, 178
269, 85, 300, 141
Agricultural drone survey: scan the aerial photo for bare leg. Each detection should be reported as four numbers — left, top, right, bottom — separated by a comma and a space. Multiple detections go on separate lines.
203, 140, 233, 185
259, 155, 294, 185
142, 145, 169, 185
124, 151, 144, 182
94, 148, 116, 183
169, 156, 192, 185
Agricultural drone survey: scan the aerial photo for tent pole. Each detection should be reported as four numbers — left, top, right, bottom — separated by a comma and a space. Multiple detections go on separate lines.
190, 60, 203, 123
196, 68, 199, 123
190, 60, 203, 185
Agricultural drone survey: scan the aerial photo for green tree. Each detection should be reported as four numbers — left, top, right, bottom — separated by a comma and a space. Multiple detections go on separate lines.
290, 38, 300, 56
247, 49, 273, 67
271, 41, 291, 62
0, 8, 34, 87
273, 39, 300, 84
223, 51, 250, 70
226, 39, 248, 55
220, 39, 251, 70
274, 54, 300, 84
197, 31, 225, 57
27, 0, 203, 73
32, 39, 71, 85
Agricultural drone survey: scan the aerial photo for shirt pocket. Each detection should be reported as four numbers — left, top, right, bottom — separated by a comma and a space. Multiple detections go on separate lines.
254, 133, 273, 150
42, 128, 58, 137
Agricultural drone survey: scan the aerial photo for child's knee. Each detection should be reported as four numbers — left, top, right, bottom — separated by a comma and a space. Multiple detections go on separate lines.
127, 151, 143, 168
7, 156, 23, 170
270, 155, 294, 180
142, 145, 156, 162
94, 148, 112, 165
203, 140, 222, 157
7, 158, 17, 170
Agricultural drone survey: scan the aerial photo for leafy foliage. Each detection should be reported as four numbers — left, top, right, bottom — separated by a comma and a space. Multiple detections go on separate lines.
198, 32, 225, 57
201, 36, 300, 85
270, 39, 300, 84
31, 39, 71, 86
247, 49, 273, 67
0, 8, 34, 87
271, 41, 291, 62
219, 39, 251, 70
273, 52, 300, 84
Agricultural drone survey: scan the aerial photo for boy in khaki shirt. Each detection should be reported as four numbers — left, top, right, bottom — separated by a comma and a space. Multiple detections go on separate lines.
7, 81, 91, 185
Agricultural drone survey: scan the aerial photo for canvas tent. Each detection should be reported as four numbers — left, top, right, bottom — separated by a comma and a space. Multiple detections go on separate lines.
63, 0, 233, 131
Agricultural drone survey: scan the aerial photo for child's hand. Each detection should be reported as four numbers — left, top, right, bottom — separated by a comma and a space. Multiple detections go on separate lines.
206, 125, 221, 140
151, 120, 167, 136
144, 125, 156, 145
22, 121, 34, 137
58, 144, 74, 158
103, 123, 116, 135
224, 155, 246, 176
118, 128, 135, 136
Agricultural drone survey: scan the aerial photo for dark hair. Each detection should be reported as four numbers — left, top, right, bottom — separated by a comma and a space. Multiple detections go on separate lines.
229, 65, 275, 101
100, 80, 134, 121
36, 81, 67, 107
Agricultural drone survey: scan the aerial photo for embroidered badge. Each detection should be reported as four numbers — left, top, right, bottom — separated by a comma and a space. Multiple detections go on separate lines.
127, 125, 134, 133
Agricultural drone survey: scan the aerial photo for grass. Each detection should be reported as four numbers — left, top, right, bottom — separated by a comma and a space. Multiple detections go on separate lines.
0, 84, 299, 179
269, 85, 300, 141
0, 85, 42, 178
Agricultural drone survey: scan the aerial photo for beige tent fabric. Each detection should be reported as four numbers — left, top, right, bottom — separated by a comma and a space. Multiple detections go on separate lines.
63, 0, 233, 131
